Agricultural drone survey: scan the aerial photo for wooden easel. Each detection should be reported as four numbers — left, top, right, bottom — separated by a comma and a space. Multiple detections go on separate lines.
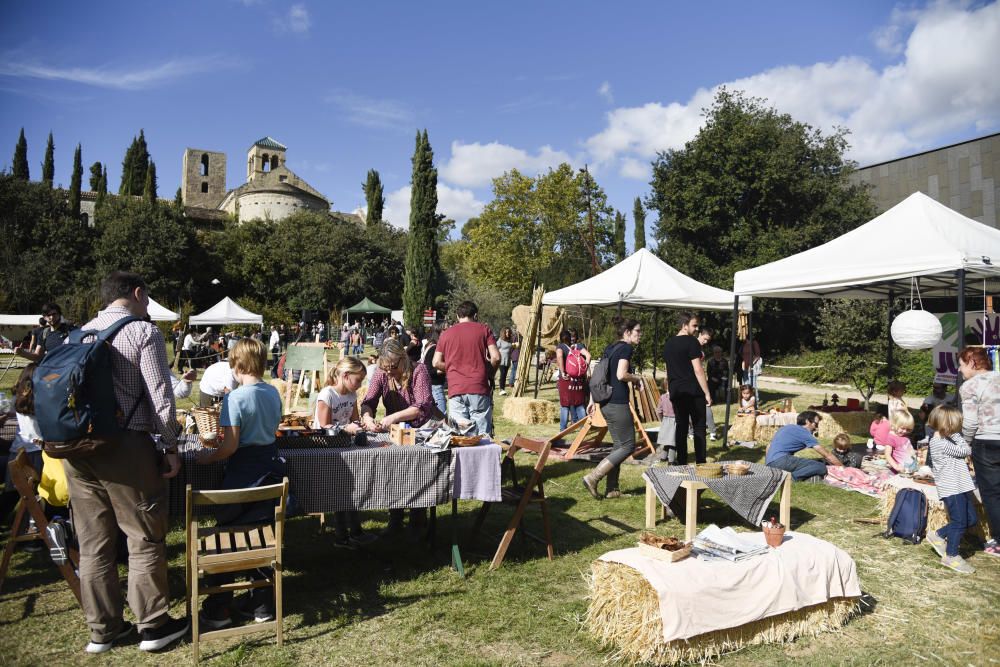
555, 398, 656, 460
282, 343, 329, 413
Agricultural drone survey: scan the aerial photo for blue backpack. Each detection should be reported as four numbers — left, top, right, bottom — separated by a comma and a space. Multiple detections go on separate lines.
34, 316, 142, 458
885, 488, 928, 544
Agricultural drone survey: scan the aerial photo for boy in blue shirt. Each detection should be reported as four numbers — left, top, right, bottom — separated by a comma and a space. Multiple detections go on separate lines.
765, 411, 843, 482
197, 338, 285, 628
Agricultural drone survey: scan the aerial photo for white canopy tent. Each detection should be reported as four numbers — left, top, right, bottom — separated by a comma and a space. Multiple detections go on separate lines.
734, 192, 1000, 299
147, 297, 179, 322
189, 297, 262, 326
543, 248, 752, 311
0, 314, 43, 327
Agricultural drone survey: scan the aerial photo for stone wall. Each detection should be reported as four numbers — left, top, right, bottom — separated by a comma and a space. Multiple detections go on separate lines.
236, 190, 326, 223
182, 148, 227, 209
850, 133, 1000, 227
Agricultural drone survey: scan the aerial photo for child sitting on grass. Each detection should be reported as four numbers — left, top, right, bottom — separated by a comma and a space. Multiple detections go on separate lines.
831, 433, 862, 468
870, 410, 918, 473
736, 385, 757, 415
655, 377, 676, 463
196, 338, 285, 628
925, 405, 978, 574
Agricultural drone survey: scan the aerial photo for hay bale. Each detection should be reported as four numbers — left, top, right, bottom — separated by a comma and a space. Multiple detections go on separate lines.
879, 484, 992, 543
728, 415, 756, 442
502, 397, 558, 425
586, 561, 858, 666
817, 411, 876, 439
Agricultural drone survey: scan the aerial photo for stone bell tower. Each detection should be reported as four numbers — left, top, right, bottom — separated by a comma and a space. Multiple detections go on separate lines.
181, 148, 226, 208
247, 136, 287, 181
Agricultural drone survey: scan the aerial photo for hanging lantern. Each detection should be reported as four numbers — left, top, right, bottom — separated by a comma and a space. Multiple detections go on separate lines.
891, 309, 942, 349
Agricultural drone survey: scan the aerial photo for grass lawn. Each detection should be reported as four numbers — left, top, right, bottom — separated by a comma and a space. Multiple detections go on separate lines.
2, 356, 998, 665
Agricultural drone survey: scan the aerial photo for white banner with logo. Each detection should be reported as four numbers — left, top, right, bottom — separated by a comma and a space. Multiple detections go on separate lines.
931, 312, 1000, 384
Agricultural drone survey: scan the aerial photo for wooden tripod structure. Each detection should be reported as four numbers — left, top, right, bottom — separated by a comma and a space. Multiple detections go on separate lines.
552, 398, 656, 460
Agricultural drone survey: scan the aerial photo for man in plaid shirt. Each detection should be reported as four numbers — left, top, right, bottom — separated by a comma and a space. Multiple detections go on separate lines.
62, 271, 189, 654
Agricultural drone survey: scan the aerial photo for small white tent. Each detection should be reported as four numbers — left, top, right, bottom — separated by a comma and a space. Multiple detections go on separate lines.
543, 247, 752, 311
189, 297, 262, 325
0, 314, 43, 327
147, 297, 179, 322
734, 192, 1000, 299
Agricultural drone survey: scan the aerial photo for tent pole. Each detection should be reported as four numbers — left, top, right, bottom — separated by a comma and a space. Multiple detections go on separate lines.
886, 290, 894, 379
652, 310, 659, 382
957, 269, 966, 393
747, 311, 756, 402
723, 296, 739, 449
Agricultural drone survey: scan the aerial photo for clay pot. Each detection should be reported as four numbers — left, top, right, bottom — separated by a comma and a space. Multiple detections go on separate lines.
762, 524, 786, 548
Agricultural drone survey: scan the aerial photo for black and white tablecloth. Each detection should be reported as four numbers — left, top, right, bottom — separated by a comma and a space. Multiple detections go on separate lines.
643, 462, 785, 528
169, 435, 501, 516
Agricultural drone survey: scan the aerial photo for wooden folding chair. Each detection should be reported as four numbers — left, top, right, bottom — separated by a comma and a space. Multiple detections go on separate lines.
0, 451, 81, 604
186, 478, 289, 664
473, 434, 554, 570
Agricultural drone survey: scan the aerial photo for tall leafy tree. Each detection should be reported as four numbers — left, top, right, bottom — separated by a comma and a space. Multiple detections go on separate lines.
648, 88, 874, 351
12, 128, 29, 181
633, 196, 646, 250
144, 160, 158, 202
363, 168, 384, 226
42, 132, 54, 187
613, 210, 626, 262
119, 137, 136, 195
69, 144, 83, 218
89, 161, 103, 190
402, 130, 439, 327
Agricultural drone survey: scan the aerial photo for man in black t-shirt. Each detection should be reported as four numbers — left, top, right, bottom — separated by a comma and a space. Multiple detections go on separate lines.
17, 302, 74, 362
663, 311, 712, 465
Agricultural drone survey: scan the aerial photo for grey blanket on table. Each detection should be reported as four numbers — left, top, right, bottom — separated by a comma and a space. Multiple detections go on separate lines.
643, 463, 785, 527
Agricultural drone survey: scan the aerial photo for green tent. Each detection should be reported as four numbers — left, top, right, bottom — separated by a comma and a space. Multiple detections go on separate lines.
344, 297, 392, 314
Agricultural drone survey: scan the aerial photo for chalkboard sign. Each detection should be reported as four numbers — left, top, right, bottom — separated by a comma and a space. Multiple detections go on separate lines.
284, 343, 327, 372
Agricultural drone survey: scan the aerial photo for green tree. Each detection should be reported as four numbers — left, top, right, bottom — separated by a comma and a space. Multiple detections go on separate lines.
95, 166, 108, 210
12, 128, 29, 181
363, 168, 384, 226
817, 299, 887, 409
174, 186, 184, 211
144, 160, 157, 202
119, 130, 150, 196
89, 161, 103, 190
402, 130, 440, 327
613, 210, 626, 262
648, 89, 874, 351
633, 196, 646, 250
42, 132, 54, 187
69, 143, 82, 218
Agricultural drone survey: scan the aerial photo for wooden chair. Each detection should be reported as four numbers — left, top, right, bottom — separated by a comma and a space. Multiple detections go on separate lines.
473, 434, 554, 570
0, 451, 81, 604
186, 478, 289, 664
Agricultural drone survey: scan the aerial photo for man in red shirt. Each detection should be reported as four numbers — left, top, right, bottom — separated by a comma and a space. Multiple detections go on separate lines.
433, 301, 500, 435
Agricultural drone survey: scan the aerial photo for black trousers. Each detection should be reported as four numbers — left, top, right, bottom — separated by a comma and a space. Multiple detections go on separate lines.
671, 392, 707, 465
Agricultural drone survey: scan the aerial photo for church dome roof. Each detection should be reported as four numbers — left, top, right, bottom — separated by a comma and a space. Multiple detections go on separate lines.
252, 136, 287, 151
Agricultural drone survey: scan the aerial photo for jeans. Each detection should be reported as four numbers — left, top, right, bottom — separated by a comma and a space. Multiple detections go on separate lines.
768, 454, 827, 481
448, 393, 492, 436
600, 402, 636, 492
671, 393, 707, 465
510, 360, 518, 383
939, 491, 978, 556
972, 438, 1000, 539
431, 384, 447, 416
560, 404, 586, 430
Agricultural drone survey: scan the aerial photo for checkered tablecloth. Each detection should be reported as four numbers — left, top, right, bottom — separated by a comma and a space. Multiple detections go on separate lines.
169, 434, 501, 516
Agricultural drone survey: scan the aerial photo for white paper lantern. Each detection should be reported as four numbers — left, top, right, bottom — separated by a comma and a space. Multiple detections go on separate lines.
891, 309, 942, 350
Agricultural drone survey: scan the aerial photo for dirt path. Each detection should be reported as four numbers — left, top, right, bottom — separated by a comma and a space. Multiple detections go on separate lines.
756, 374, 928, 408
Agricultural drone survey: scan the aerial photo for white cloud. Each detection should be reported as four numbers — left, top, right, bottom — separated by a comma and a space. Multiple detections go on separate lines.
439, 141, 574, 188
274, 4, 310, 33
598, 80, 614, 104
619, 157, 649, 181
383, 184, 484, 230
584, 2, 1000, 171
0, 55, 236, 90
324, 90, 415, 130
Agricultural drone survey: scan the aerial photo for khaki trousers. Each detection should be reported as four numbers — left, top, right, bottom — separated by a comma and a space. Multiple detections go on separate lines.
63, 431, 170, 642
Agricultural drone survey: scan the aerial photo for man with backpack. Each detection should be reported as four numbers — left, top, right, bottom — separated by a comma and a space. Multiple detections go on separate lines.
56, 272, 189, 653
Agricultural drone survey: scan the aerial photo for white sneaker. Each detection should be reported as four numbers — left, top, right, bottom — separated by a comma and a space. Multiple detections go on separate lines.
85, 622, 134, 654
866, 439, 875, 450
499, 390, 507, 396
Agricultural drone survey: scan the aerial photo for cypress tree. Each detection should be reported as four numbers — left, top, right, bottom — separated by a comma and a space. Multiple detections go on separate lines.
633, 196, 646, 250
96, 166, 108, 210
133, 129, 150, 196
89, 161, 103, 190
613, 210, 626, 262
144, 160, 157, 202
402, 130, 439, 327
12, 128, 28, 181
42, 131, 54, 187
174, 186, 184, 211
120, 136, 136, 195
69, 144, 83, 218
363, 168, 384, 226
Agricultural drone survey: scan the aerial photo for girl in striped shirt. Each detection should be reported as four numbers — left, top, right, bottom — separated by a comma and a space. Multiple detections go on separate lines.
925, 405, 978, 574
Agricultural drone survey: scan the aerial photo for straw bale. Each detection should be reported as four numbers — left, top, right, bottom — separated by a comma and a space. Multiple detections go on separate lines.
817, 411, 876, 439
728, 415, 756, 442
502, 397, 558, 425
586, 560, 858, 666
879, 484, 992, 542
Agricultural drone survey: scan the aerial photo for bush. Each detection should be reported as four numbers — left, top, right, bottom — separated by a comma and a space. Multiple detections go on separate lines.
768, 348, 934, 397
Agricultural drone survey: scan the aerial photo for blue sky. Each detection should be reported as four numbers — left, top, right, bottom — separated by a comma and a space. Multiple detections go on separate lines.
1, 1, 998, 243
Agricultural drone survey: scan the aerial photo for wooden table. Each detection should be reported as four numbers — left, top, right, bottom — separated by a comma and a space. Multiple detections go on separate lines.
645, 471, 792, 541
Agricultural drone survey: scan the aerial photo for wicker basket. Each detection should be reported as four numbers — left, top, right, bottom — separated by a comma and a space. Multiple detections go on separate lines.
192, 407, 221, 448
726, 462, 750, 476
695, 463, 723, 478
